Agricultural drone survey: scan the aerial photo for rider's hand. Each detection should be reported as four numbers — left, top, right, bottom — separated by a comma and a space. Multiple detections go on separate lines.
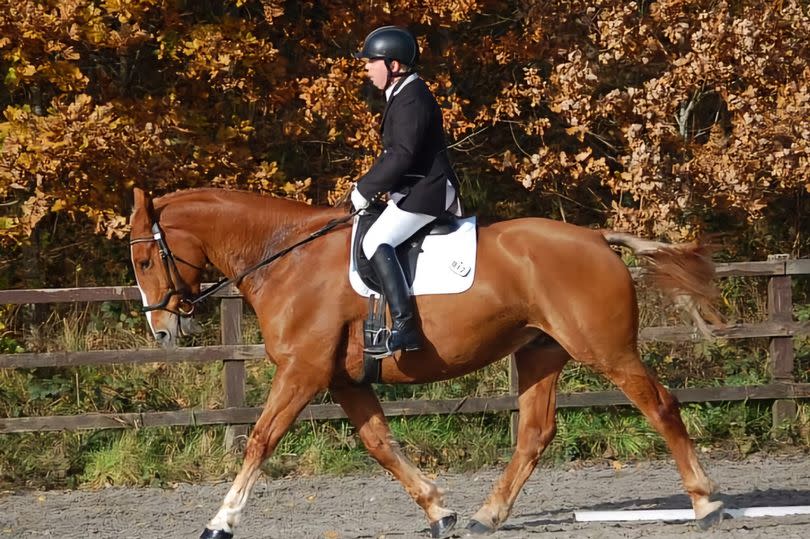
351, 186, 369, 212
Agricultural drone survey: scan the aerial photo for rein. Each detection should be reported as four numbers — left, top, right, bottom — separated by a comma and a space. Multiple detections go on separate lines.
130, 208, 362, 316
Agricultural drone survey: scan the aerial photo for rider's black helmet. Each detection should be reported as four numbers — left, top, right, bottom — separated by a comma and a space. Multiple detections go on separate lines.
353, 26, 419, 67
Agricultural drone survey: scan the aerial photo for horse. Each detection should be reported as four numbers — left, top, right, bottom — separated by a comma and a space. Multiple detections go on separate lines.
128, 186, 725, 538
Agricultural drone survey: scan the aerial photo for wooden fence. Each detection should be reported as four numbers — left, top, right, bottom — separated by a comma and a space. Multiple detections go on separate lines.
1, 257, 809, 449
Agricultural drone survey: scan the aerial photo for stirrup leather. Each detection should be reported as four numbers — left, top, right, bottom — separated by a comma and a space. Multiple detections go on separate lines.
360, 294, 388, 384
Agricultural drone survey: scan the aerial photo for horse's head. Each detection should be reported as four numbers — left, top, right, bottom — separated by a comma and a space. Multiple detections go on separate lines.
129, 187, 206, 348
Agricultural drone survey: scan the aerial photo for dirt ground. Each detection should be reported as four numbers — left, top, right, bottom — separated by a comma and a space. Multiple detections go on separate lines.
1, 453, 808, 539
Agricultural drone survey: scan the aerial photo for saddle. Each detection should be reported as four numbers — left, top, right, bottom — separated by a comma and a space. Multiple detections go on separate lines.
351, 203, 463, 295
352, 203, 463, 384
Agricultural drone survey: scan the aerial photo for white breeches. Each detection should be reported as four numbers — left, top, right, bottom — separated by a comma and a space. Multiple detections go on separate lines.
362, 200, 435, 259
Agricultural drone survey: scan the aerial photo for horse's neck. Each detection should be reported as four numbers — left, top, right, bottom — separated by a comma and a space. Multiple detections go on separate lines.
188, 197, 343, 283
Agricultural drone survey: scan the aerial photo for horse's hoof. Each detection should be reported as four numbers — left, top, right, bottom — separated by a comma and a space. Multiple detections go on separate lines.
429, 513, 458, 538
200, 528, 233, 539
464, 519, 495, 535
696, 501, 725, 531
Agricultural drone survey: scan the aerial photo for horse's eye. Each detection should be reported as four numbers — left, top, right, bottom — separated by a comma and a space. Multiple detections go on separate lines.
139, 259, 152, 271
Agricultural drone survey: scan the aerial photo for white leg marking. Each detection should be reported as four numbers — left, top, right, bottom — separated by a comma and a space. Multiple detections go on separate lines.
390, 445, 454, 522
207, 470, 261, 532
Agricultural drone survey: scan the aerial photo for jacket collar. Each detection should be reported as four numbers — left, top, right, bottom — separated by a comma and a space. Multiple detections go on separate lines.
381, 73, 419, 132
385, 73, 418, 101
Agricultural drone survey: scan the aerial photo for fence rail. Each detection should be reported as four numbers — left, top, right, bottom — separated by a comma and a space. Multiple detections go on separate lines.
2, 383, 808, 434
1, 258, 808, 441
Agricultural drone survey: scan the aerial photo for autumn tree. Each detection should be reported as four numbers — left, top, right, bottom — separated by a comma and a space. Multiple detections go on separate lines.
1, 0, 808, 287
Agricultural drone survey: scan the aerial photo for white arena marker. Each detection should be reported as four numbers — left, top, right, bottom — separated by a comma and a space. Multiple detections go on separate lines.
574, 505, 810, 522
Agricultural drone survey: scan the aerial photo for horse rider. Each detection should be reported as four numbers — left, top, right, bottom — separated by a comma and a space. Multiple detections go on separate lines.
351, 25, 462, 353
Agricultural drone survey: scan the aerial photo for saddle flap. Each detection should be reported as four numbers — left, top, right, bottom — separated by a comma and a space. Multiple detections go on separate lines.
351, 206, 423, 294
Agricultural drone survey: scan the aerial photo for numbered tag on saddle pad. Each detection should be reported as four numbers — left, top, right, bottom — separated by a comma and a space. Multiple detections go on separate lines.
450, 259, 471, 277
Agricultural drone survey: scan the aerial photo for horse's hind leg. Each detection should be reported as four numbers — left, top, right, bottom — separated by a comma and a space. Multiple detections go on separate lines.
596, 350, 724, 527
330, 383, 457, 539
467, 344, 569, 534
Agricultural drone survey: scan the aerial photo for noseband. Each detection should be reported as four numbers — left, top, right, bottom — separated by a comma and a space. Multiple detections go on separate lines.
130, 209, 361, 318
129, 221, 206, 317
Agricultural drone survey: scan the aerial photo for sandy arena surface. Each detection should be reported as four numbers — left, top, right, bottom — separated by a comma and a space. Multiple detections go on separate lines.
1, 453, 809, 538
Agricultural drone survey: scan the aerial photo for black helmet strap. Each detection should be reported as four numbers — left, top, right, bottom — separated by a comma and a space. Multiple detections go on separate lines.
383, 58, 413, 90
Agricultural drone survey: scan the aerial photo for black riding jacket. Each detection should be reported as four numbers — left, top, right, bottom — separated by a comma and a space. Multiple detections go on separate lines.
356, 76, 459, 217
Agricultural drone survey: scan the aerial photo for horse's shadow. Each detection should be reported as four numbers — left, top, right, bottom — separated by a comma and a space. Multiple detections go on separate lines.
501, 489, 810, 530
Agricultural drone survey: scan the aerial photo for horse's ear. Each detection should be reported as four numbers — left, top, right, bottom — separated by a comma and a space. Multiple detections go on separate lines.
133, 187, 155, 219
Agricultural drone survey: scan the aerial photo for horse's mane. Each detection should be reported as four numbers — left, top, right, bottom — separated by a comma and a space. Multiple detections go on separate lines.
153, 187, 326, 215
151, 188, 348, 248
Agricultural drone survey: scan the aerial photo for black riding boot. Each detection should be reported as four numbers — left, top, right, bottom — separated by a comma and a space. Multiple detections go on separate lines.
369, 244, 422, 352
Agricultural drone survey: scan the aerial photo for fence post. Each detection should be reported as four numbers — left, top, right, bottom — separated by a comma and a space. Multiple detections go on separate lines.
766, 254, 796, 430
221, 295, 248, 452
509, 354, 518, 447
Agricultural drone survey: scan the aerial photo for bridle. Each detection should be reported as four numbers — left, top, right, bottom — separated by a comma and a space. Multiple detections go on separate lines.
129, 221, 204, 317
129, 209, 361, 318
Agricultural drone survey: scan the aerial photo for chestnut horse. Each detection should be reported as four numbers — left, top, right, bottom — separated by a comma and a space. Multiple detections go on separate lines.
129, 187, 724, 538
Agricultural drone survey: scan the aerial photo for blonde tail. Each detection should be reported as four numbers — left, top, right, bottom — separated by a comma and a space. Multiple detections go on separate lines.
602, 231, 724, 338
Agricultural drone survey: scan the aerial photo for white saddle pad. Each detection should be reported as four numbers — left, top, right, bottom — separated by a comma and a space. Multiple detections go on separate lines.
349, 216, 477, 297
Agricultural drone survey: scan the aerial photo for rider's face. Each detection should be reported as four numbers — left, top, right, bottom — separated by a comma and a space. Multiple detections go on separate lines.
365, 58, 397, 91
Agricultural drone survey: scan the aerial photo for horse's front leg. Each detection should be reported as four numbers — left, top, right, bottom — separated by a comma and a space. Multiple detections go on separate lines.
330, 383, 458, 539
201, 362, 328, 539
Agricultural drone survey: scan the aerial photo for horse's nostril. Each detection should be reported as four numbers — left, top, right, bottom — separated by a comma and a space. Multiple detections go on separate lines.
155, 330, 170, 343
